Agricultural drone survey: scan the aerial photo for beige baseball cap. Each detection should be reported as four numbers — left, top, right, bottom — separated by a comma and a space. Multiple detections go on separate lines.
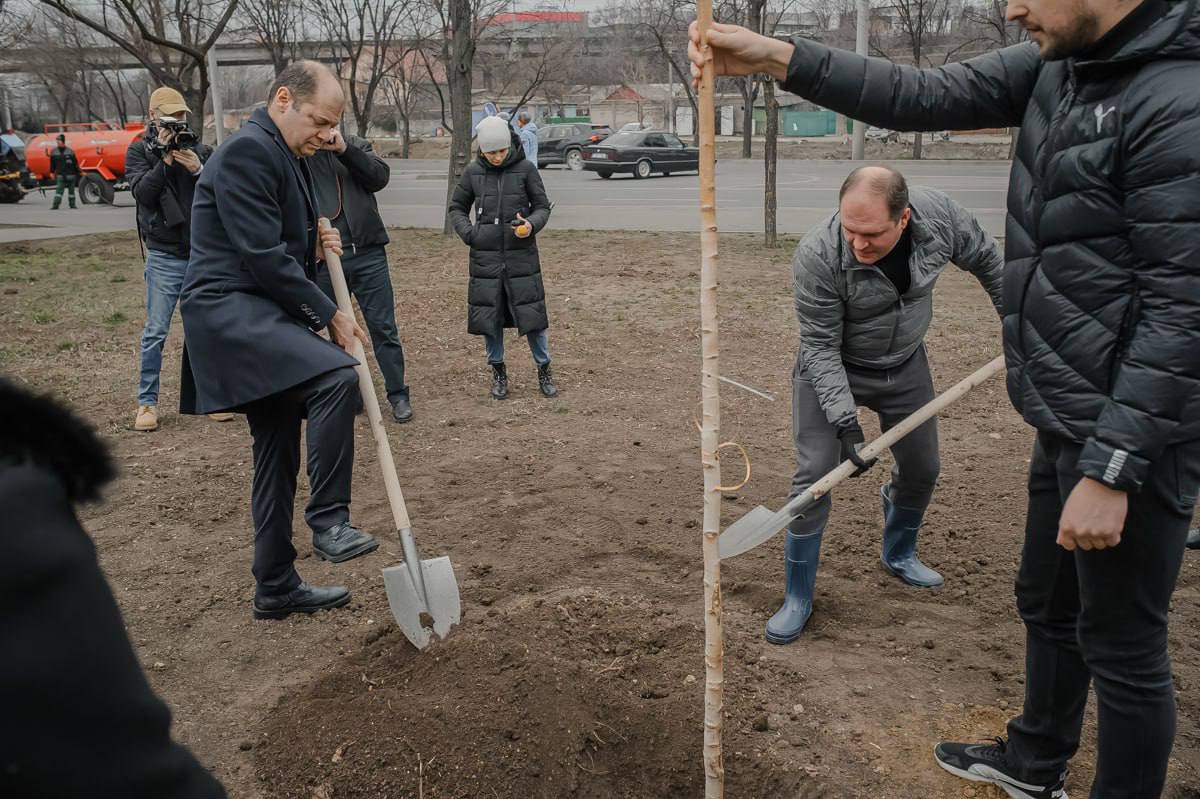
149, 87, 192, 116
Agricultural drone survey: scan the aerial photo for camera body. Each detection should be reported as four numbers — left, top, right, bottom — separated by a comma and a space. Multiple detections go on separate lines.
146, 115, 199, 156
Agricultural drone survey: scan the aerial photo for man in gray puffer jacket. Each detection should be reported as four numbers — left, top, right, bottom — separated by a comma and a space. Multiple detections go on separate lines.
767, 166, 1003, 649
691, 0, 1200, 795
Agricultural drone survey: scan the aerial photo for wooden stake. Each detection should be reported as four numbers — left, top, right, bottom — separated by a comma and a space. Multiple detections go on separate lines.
695, 5, 724, 798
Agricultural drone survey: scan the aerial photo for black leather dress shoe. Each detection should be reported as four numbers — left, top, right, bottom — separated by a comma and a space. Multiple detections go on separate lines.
253, 582, 351, 620
312, 521, 379, 563
391, 395, 413, 423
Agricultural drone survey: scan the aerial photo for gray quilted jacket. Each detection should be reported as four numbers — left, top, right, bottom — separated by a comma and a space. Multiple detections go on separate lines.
782, 0, 1200, 491
795, 186, 1004, 427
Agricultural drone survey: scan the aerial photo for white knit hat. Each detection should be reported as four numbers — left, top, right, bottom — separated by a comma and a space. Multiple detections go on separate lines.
476, 116, 512, 153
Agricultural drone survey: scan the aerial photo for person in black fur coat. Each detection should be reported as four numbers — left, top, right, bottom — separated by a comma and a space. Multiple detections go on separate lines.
0, 376, 227, 798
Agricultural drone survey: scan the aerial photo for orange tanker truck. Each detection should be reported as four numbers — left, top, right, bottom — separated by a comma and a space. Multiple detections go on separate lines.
23, 121, 147, 205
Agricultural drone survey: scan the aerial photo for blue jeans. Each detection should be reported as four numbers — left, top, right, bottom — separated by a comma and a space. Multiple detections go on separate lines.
485, 329, 549, 367
137, 250, 188, 406
315, 245, 409, 402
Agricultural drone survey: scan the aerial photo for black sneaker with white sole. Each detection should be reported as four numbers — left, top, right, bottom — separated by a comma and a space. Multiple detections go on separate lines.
935, 739, 1067, 799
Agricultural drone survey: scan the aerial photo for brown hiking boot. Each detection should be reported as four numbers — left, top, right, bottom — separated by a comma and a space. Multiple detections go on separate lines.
134, 405, 159, 431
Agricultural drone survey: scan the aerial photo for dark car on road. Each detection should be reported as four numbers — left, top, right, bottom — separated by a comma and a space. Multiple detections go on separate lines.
537, 123, 613, 171
580, 130, 700, 179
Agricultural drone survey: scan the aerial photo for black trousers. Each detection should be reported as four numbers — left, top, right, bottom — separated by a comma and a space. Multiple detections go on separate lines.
1006, 431, 1199, 798
244, 366, 358, 595
317, 245, 409, 402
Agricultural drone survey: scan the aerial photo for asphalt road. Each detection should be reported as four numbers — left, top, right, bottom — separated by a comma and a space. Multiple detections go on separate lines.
0, 158, 1011, 244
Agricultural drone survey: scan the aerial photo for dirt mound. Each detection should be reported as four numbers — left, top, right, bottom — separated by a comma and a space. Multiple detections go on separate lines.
257, 589, 814, 798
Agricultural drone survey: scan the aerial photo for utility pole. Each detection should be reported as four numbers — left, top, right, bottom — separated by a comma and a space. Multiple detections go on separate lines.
851, 0, 869, 160
207, 46, 225, 145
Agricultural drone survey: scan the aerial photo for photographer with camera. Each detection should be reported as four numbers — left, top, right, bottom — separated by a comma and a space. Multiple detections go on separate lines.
125, 87, 224, 432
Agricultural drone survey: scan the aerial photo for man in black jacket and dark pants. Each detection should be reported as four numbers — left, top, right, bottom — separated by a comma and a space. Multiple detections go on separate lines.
181, 61, 379, 620
0, 377, 226, 798
48, 133, 79, 210
692, 1, 1200, 796
125, 87, 224, 433
309, 128, 413, 422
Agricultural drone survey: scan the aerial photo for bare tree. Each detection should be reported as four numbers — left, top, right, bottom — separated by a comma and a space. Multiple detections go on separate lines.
619, 57, 657, 124
20, 14, 84, 123
34, 0, 240, 140
382, 38, 438, 157
715, 0, 765, 157
478, 13, 583, 114
961, 0, 1027, 156
763, 75, 779, 247
313, 0, 413, 138
218, 64, 275, 110
86, 45, 148, 125
0, 0, 32, 53
962, 0, 1026, 46
441, 0, 475, 234
236, 0, 303, 76
419, 0, 506, 233
419, 0, 506, 138
882, 0, 956, 158
805, 0, 855, 36
598, 0, 701, 144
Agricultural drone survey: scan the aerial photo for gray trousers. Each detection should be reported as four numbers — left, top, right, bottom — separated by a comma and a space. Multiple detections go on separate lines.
790, 345, 940, 535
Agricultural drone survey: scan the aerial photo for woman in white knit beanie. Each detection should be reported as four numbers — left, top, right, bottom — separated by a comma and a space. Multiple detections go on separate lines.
447, 116, 558, 399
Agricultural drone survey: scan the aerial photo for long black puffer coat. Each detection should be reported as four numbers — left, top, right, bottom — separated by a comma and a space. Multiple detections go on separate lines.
780, 0, 1200, 492
448, 129, 553, 337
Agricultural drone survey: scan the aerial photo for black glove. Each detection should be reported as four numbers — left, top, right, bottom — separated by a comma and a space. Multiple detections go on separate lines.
837, 420, 877, 477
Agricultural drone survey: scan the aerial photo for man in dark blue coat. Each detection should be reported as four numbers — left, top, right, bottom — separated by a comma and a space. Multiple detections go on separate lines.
181, 61, 379, 620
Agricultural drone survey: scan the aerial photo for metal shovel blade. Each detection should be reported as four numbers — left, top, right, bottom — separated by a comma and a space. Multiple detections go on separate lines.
719, 504, 786, 559
382, 555, 461, 650
719, 488, 816, 559
383, 563, 431, 650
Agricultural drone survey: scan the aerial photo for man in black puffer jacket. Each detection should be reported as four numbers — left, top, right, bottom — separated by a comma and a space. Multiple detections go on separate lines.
691, 1, 1200, 796
309, 128, 413, 423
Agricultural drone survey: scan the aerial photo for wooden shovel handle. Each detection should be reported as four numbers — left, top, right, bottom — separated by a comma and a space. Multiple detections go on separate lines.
807, 354, 1006, 508
319, 218, 412, 531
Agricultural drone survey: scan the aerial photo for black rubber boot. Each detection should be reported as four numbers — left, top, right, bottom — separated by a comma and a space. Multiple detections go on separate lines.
764, 524, 822, 644
537, 363, 558, 397
880, 484, 943, 587
490, 362, 508, 400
